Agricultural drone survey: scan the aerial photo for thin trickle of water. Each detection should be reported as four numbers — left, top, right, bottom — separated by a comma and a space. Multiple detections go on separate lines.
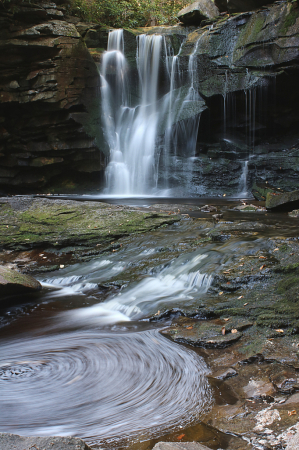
237, 160, 249, 197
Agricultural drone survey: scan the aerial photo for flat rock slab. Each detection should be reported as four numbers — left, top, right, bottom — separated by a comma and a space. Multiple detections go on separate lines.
0, 433, 92, 450
178, 0, 219, 25
164, 320, 242, 348
153, 443, 212, 450
0, 265, 41, 298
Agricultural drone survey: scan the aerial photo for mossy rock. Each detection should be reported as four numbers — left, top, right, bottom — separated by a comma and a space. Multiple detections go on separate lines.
0, 266, 41, 299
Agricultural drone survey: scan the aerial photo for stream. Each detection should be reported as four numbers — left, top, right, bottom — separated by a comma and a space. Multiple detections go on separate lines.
0, 198, 298, 449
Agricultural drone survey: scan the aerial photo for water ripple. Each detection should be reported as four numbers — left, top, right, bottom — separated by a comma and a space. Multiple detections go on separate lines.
0, 329, 211, 446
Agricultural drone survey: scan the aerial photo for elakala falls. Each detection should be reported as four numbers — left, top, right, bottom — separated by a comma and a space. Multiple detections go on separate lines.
100, 29, 205, 196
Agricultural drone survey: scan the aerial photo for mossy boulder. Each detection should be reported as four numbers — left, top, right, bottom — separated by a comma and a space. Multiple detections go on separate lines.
0, 266, 41, 299
266, 189, 299, 210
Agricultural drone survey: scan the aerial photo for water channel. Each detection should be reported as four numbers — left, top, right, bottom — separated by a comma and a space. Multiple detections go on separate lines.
1, 196, 298, 449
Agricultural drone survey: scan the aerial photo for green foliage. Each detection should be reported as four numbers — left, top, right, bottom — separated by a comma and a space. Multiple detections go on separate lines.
68, 0, 191, 27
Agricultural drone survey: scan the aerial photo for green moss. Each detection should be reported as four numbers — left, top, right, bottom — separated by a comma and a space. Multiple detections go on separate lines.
0, 199, 181, 250
236, 12, 265, 49
277, 275, 299, 294
280, 5, 299, 35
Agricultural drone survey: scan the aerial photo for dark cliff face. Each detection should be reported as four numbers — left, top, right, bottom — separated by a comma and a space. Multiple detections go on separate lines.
162, 1, 299, 196
0, 0, 105, 193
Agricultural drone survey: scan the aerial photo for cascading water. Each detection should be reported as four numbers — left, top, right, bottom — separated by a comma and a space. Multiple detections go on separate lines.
100, 29, 205, 196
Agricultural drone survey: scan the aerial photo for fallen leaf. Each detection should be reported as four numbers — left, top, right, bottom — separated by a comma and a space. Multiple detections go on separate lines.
154, 310, 160, 316
259, 256, 267, 259
223, 271, 231, 274
224, 318, 230, 321
226, 282, 230, 285
221, 326, 226, 335
223, 194, 226, 196
186, 326, 193, 330
239, 264, 244, 267
244, 303, 248, 306
60, 265, 64, 269
273, 248, 279, 252
288, 410, 296, 416
219, 291, 223, 295
231, 329, 238, 334
177, 434, 185, 440
238, 295, 244, 299
260, 264, 266, 270
275, 329, 284, 333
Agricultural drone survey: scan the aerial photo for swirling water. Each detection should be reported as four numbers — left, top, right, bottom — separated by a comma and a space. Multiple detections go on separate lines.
0, 222, 217, 448
0, 328, 211, 446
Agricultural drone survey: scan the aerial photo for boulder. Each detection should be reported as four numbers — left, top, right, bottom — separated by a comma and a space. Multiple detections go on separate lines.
0, 433, 91, 450
153, 443, 212, 450
0, 266, 41, 299
177, 0, 220, 26
266, 189, 299, 210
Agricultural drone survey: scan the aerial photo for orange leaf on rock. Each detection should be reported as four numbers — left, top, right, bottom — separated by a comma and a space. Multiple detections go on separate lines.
231, 329, 238, 334
275, 329, 284, 333
186, 326, 193, 330
221, 326, 226, 336
177, 434, 185, 440
288, 410, 296, 416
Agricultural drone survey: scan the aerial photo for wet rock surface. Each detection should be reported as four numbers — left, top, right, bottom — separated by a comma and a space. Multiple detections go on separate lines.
0, 433, 92, 450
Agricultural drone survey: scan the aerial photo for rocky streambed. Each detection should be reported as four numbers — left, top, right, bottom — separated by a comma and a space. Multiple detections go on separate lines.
1, 196, 299, 449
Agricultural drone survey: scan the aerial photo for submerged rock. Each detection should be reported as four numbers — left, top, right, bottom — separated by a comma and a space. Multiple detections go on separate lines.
0, 266, 41, 299
0, 433, 91, 450
153, 443, 212, 450
178, 0, 220, 25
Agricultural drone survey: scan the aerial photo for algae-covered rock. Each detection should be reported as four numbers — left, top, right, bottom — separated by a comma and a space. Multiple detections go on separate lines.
0, 266, 41, 299
178, 0, 220, 26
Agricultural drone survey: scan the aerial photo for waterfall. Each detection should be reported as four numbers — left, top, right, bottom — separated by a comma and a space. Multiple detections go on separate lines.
100, 29, 204, 196
237, 160, 249, 197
